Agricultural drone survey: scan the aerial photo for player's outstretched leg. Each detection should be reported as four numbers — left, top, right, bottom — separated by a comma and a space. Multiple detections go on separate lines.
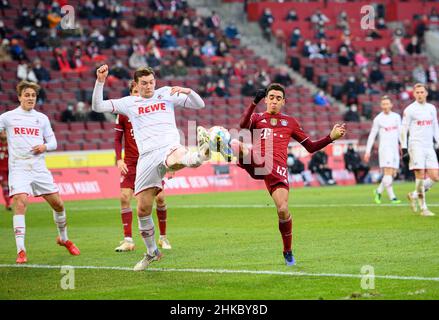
156, 190, 171, 250
13, 194, 27, 264
272, 188, 295, 266
44, 193, 80, 255
134, 188, 162, 271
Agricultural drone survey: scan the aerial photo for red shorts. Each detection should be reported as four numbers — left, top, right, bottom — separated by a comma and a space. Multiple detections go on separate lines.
0, 170, 8, 185
238, 158, 289, 195
120, 161, 137, 190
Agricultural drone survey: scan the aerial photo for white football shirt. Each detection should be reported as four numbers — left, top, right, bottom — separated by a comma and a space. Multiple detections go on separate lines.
93, 83, 205, 154
401, 101, 439, 149
365, 111, 401, 154
0, 106, 57, 168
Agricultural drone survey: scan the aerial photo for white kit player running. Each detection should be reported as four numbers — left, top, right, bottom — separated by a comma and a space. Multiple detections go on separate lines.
401, 83, 439, 216
0, 81, 80, 264
364, 96, 402, 204
92, 65, 220, 271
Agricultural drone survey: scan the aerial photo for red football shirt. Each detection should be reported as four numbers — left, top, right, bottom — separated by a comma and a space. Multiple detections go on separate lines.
115, 114, 139, 163
0, 140, 8, 171
249, 112, 309, 165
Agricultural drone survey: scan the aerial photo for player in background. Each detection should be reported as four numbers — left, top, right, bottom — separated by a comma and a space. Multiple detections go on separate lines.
364, 95, 402, 204
229, 83, 346, 266
0, 130, 11, 210
114, 81, 171, 252
401, 83, 439, 216
92, 65, 221, 271
0, 81, 80, 264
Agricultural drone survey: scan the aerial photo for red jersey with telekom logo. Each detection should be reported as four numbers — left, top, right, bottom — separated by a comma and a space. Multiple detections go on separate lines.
0, 140, 8, 171
249, 112, 309, 165
115, 114, 139, 163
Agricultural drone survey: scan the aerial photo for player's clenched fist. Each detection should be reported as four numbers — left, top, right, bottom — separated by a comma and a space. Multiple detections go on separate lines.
96, 64, 109, 83
170, 86, 191, 96
330, 123, 346, 141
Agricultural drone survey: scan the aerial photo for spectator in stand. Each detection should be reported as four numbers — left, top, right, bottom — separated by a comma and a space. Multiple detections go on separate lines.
199, 81, 216, 98
128, 39, 147, 69
53, 47, 72, 71
317, 38, 330, 57
160, 29, 178, 49
45, 28, 61, 49
376, 17, 387, 30
225, 23, 240, 40
344, 104, 360, 122
310, 9, 330, 25
75, 101, 88, 121
233, 59, 247, 78
61, 105, 77, 123
308, 150, 336, 186
344, 143, 369, 184
285, 9, 298, 21
16, 7, 33, 29
188, 46, 205, 67
314, 90, 330, 107
338, 47, 353, 66
400, 84, 413, 101
70, 41, 86, 70
255, 70, 270, 88
134, 9, 148, 29
273, 66, 293, 87
336, 10, 349, 31
241, 78, 257, 97
0, 39, 12, 62
159, 59, 173, 78
290, 28, 301, 48
427, 65, 437, 83
177, 47, 191, 66
79, 0, 95, 19
26, 29, 45, 50
415, 14, 428, 40
201, 40, 217, 57
406, 36, 422, 55
0, 0, 11, 15
287, 147, 310, 186
162, 10, 178, 25
17, 62, 38, 82
9, 39, 28, 61
376, 47, 392, 65
93, 0, 110, 19
200, 67, 218, 86
180, 17, 192, 38
390, 36, 406, 56
342, 75, 360, 104
0, 19, 11, 39
429, 83, 439, 102
214, 79, 230, 98
354, 49, 369, 68
217, 40, 229, 57
412, 64, 427, 84
172, 59, 188, 77
33, 58, 50, 82
259, 8, 274, 41
385, 75, 403, 94
369, 64, 385, 84
205, 11, 221, 29
110, 60, 130, 80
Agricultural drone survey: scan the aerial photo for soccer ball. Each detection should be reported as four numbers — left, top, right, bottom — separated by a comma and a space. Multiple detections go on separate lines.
208, 126, 233, 161
208, 126, 231, 152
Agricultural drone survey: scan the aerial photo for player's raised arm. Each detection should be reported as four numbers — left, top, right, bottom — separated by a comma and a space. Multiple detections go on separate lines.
92, 64, 130, 115
169, 86, 205, 109
364, 118, 379, 162
240, 89, 266, 129
296, 123, 346, 154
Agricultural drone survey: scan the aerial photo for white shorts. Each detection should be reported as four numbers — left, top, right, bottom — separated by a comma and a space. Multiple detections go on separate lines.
9, 167, 59, 197
134, 144, 180, 195
409, 146, 439, 170
379, 149, 399, 169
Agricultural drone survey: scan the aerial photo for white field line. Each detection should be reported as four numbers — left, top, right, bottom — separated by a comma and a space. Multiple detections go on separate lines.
62, 203, 439, 211
0, 264, 438, 282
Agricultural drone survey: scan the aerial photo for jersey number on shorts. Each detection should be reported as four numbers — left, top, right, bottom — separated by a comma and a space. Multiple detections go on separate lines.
276, 165, 287, 178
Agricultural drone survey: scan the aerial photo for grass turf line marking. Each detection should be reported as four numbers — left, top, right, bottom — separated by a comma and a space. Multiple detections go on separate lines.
1, 264, 439, 282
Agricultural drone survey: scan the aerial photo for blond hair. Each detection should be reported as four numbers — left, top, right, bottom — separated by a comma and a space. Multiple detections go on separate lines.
16, 80, 40, 96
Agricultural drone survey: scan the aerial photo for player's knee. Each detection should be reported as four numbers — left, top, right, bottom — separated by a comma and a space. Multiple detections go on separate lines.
13, 195, 28, 213
51, 198, 64, 212
277, 203, 289, 218
156, 195, 165, 207
120, 193, 131, 208
137, 203, 152, 216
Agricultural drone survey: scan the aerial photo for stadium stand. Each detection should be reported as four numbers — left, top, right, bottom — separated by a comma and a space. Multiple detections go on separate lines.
245, 0, 439, 145
0, 0, 343, 152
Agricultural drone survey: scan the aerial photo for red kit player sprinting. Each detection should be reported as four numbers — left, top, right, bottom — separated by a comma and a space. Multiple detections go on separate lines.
0, 130, 11, 210
114, 81, 171, 252
230, 83, 346, 265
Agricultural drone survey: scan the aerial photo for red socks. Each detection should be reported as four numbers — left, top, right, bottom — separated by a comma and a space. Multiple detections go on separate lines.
279, 215, 292, 253
121, 208, 133, 238
156, 205, 167, 236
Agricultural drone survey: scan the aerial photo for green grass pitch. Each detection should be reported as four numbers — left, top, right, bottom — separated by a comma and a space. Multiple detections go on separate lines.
1, 183, 439, 300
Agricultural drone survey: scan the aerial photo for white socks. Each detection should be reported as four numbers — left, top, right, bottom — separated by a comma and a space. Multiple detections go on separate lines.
53, 210, 68, 242
414, 179, 427, 210
13, 215, 26, 254
138, 215, 157, 255
424, 178, 434, 192
382, 175, 396, 200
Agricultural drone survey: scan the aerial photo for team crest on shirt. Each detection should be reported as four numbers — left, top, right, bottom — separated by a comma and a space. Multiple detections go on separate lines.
157, 94, 163, 99
270, 118, 278, 126
281, 119, 288, 126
